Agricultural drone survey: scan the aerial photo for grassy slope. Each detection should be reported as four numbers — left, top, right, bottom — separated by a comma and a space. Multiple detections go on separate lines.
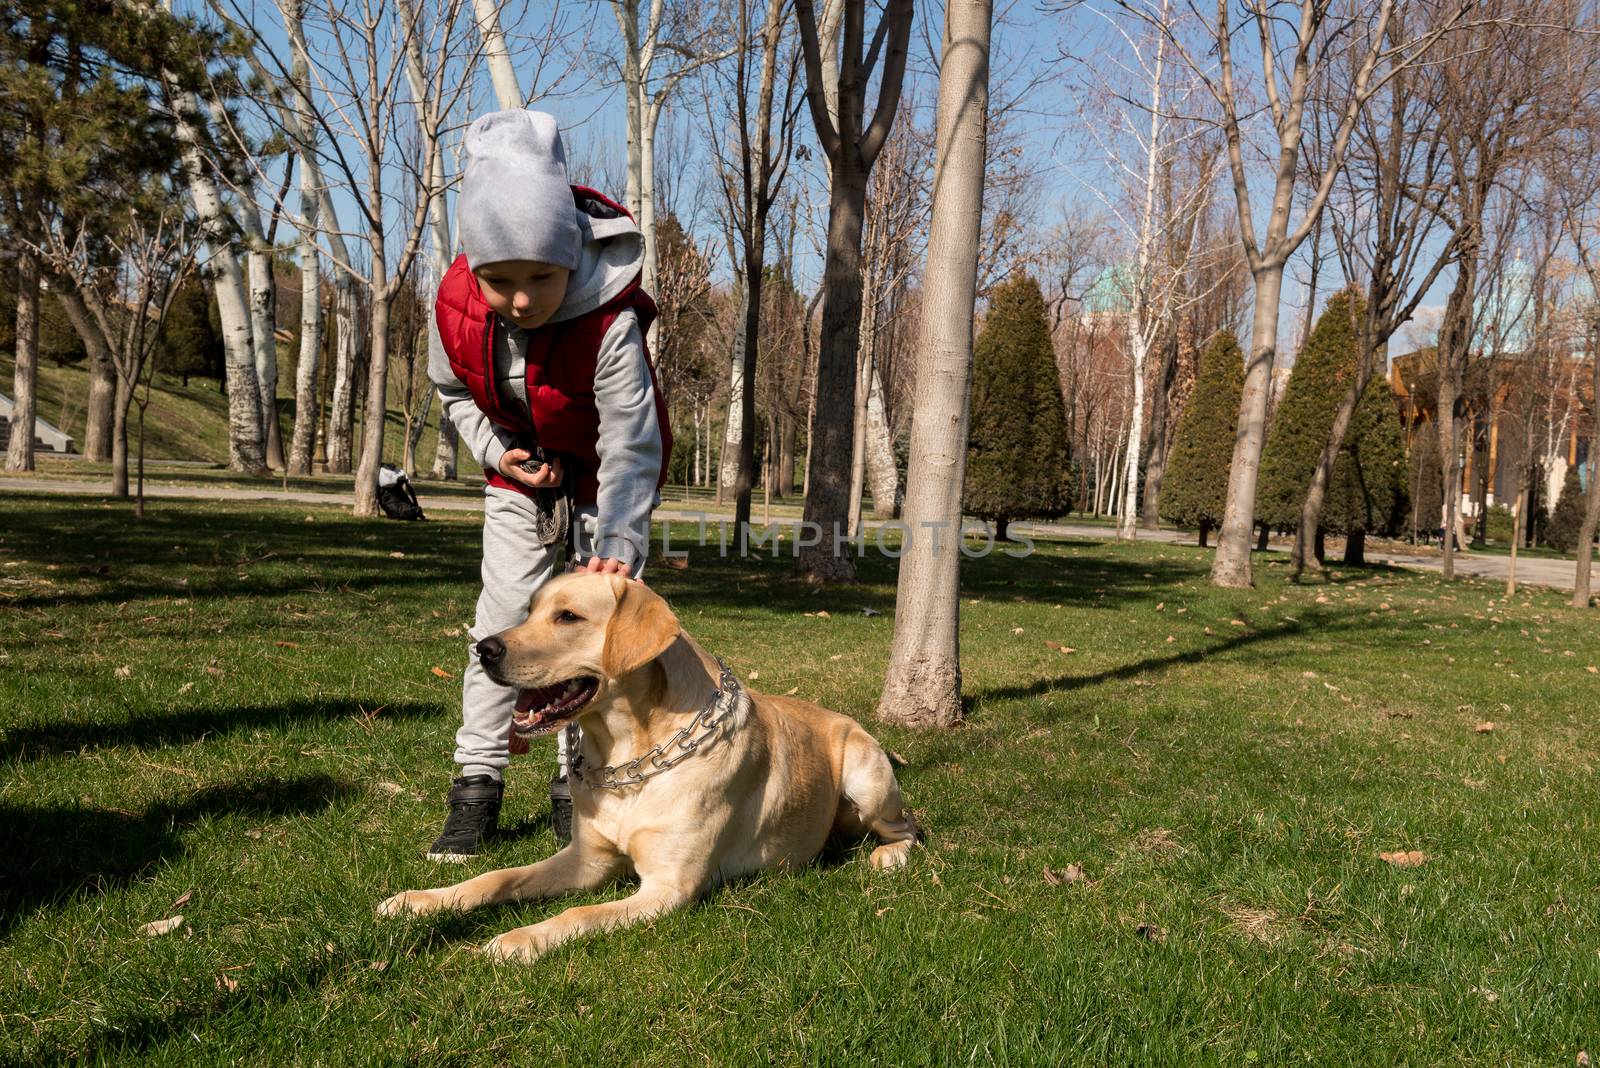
0, 350, 447, 467
1, 494, 1597, 1065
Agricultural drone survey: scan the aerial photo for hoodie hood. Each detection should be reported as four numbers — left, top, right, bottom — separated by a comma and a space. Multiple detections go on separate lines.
550, 189, 644, 324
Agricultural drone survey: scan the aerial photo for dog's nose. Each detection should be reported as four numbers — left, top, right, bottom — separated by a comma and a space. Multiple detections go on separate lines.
475, 636, 506, 668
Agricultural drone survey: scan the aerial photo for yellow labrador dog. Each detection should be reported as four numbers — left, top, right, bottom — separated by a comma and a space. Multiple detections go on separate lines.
378, 571, 917, 963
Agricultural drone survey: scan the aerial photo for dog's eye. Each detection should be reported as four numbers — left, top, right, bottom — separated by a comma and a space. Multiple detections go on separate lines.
555, 610, 583, 624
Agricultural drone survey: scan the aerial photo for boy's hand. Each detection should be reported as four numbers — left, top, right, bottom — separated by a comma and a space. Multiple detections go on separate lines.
583, 555, 641, 583
498, 448, 563, 489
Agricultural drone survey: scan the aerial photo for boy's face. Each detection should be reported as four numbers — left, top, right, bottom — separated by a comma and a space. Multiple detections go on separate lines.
473, 260, 571, 330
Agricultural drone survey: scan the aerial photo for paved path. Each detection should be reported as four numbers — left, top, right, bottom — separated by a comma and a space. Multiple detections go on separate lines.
1, 475, 1581, 593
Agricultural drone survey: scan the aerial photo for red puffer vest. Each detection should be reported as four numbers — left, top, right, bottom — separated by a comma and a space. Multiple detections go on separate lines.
434, 186, 673, 506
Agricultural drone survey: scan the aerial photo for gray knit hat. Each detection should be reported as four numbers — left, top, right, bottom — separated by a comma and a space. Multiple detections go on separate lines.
458, 109, 580, 271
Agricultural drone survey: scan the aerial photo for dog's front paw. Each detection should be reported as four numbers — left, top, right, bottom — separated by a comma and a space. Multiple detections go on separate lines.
377, 889, 447, 917
482, 926, 550, 964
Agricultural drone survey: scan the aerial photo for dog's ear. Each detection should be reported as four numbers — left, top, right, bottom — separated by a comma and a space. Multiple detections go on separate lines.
600, 574, 680, 679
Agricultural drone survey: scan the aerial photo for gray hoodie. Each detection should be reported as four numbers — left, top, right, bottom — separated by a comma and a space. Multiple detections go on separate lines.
429, 205, 663, 572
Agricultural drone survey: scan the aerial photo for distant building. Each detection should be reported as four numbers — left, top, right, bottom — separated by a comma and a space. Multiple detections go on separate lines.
1389, 273, 1594, 527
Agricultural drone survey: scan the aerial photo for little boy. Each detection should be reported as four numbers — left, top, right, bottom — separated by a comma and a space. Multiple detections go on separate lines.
426, 109, 671, 861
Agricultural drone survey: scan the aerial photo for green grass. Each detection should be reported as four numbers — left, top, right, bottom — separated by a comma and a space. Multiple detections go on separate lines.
2, 494, 1597, 1065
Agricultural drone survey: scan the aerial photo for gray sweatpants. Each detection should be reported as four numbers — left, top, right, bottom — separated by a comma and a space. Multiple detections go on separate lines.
455, 488, 600, 781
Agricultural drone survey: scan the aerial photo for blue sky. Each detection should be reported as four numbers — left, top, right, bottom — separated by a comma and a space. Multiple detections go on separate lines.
193, 0, 1479, 362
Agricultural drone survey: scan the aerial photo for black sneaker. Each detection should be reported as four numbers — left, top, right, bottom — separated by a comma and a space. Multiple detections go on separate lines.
426, 774, 503, 862
550, 773, 573, 846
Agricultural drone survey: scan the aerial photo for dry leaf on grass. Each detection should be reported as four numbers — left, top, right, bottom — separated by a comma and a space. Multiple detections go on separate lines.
748, 670, 760, 680
138, 915, 184, 937
430, 666, 453, 679
815, 610, 831, 619
1135, 923, 1167, 943
1042, 863, 1085, 887
216, 973, 240, 992
783, 686, 799, 696
1223, 905, 1285, 945
1012, 627, 1025, 635
275, 641, 300, 649
1379, 850, 1429, 868
389, 551, 405, 559
171, 889, 193, 910
1577, 1050, 1590, 1067
1475, 722, 1496, 734
1043, 641, 1077, 654
115, 665, 132, 679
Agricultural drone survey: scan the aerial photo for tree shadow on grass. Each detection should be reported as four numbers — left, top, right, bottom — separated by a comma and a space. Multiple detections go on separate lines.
961, 610, 1372, 713
650, 533, 1208, 619
1, 699, 445, 764
0, 771, 356, 940
0, 492, 479, 610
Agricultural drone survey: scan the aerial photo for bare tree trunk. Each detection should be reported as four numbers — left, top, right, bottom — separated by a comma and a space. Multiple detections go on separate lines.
288, 233, 323, 472
54, 281, 116, 463
401, 0, 457, 483
83, 330, 115, 462
1506, 485, 1522, 596
794, 0, 913, 583
799, 162, 869, 581
5, 247, 40, 472
719, 287, 748, 502
110, 373, 133, 496
847, 300, 875, 533
239, 202, 284, 470
1119, 329, 1149, 538
1440, 399, 1466, 567
878, 0, 990, 727
470, 0, 523, 108
286, 0, 323, 475
326, 284, 358, 472
431, 417, 458, 479
1212, 264, 1284, 585
1292, 344, 1384, 577
1572, 351, 1600, 607
169, 88, 266, 473
352, 289, 391, 516
864, 366, 900, 517
1140, 329, 1179, 530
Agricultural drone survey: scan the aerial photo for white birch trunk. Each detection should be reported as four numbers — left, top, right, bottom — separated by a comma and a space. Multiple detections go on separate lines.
170, 90, 265, 473
877, 0, 992, 728
1118, 25, 1165, 540
5, 248, 39, 472
864, 364, 900, 517
719, 296, 748, 499
237, 199, 283, 470
289, 191, 322, 473
402, 0, 459, 480
1119, 331, 1149, 537
471, 0, 524, 108
326, 284, 359, 472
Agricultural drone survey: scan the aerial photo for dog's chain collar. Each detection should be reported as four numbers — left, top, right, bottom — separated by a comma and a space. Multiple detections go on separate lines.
570, 659, 742, 790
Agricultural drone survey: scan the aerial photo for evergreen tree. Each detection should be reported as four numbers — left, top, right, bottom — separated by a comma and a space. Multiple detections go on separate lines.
1258, 291, 1365, 529
1547, 464, 1587, 554
963, 274, 1070, 538
1322, 370, 1408, 562
160, 274, 223, 385
1161, 330, 1243, 545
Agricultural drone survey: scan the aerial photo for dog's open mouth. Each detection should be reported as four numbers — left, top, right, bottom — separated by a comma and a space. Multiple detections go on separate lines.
510, 676, 599, 737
